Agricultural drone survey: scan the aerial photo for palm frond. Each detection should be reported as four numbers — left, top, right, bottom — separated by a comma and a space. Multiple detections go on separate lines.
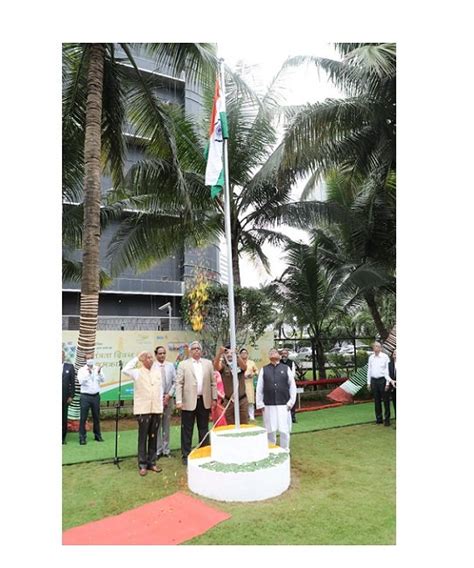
62, 256, 112, 288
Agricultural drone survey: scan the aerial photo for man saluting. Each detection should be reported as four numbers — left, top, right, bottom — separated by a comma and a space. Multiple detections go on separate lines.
123, 351, 163, 476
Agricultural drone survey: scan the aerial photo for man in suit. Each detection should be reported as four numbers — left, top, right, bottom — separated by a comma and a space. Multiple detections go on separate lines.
280, 348, 300, 424
152, 345, 177, 459
175, 340, 217, 465
62, 350, 76, 444
387, 349, 396, 418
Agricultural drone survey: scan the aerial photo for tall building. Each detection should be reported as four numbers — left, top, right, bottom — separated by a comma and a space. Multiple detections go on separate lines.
62, 45, 220, 332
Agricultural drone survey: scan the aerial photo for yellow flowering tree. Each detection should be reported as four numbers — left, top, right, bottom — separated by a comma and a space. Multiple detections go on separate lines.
185, 274, 210, 332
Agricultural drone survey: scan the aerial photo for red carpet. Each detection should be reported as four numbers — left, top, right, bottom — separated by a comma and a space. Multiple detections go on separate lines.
62, 491, 231, 545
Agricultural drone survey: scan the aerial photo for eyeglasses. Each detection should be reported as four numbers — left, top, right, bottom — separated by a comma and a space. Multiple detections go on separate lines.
190, 347, 201, 350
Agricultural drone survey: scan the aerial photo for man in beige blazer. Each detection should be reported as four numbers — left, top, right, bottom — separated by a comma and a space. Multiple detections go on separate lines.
175, 340, 217, 465
123, 351, 163, 476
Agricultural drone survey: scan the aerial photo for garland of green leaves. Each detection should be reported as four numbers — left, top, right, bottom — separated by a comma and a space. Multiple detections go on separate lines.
199, 452, 288, 473
219, 430, 265, 438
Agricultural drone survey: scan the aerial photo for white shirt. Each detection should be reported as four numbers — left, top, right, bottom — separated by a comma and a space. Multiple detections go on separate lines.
151, 360, 176, 396
77, 365, 105, 394
192, 358, 204, 395
367, 352, 390, 385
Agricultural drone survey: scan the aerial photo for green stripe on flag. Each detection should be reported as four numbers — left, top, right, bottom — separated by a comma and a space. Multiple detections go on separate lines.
211, 170, 224, 198
350, 364, 369, 386
220, 111, 229, 139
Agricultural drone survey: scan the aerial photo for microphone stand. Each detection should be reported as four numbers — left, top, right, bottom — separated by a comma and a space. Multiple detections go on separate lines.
113, 360, 123, 468
102, 360, 123, 469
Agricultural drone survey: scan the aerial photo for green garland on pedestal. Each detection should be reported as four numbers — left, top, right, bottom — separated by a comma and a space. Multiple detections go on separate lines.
219, 430, 264, 438
199, 451, 288, 473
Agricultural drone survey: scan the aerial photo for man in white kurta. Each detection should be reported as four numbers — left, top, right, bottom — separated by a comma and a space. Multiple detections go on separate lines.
256, 348, 297, 450
123, 351, 163, 476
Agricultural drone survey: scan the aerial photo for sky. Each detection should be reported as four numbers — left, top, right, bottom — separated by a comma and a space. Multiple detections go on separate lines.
216, 41, 341, 287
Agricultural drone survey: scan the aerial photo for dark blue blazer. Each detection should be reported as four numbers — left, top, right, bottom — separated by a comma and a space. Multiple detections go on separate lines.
62, 363, 76, 402
388, 360, 396, 381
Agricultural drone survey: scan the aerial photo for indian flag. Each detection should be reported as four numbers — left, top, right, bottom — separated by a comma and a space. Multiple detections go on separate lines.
205, 78, 228, 198
327, 325, 396, 404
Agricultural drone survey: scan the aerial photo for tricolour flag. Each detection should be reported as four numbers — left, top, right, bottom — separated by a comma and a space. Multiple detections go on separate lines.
327, 325, 396, 404
205, 78, 228, 198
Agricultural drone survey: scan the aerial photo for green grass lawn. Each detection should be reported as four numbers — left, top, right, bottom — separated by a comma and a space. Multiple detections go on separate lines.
62, 402, 375, 465
63, 418, 396, 545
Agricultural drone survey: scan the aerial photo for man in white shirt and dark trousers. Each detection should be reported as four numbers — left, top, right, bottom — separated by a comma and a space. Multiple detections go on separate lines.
153, 345, 176, 459
78, 359, 105, 444
367, 342, 391, 426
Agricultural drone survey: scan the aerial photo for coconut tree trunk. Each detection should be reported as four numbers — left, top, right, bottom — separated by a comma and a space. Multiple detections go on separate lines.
231, 238, 241, 287
232, 246, 240, 288
315, 336, 327, 379
364, 289, 389, 341
75, 43, 105, 369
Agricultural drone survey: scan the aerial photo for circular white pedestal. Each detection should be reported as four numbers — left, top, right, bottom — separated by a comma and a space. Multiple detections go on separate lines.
211, 425, 269, 463
188, 425, 291, 502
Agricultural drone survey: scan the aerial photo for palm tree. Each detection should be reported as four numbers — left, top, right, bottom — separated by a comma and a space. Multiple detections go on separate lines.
282, 43, 396, 201
316, 167, 395, 339
106, 70, 318, 287
62, 42, 218, 370
285, 165, 395, 340
272, 237, 349, 378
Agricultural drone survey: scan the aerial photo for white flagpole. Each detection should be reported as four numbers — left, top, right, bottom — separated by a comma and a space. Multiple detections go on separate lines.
219, 58, 240, 429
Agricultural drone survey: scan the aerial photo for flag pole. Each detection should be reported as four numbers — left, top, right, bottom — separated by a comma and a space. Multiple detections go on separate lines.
219, 58, 240, 429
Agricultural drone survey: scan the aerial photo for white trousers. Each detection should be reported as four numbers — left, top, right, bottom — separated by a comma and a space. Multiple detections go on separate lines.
248, 403, 255, 420
267, 430, 290, 449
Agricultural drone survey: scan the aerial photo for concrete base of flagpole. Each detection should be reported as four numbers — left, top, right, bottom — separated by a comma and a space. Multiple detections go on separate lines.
187, 425, 291, 502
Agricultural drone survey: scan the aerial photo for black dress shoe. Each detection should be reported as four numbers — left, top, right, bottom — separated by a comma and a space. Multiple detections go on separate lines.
384, 421, 390, 427
80, 439, 87, 445
182, 457, 188, 465
95, 437, 104, 442
62, 440, 67, 445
